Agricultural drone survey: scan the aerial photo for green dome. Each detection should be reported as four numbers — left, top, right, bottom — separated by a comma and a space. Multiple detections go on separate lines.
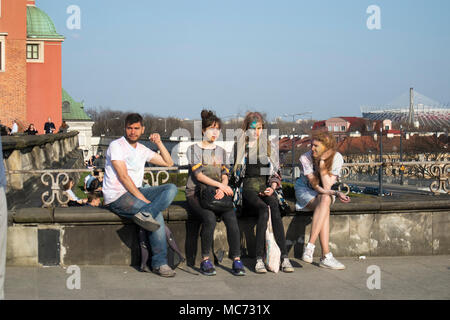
27, 6, 64, 39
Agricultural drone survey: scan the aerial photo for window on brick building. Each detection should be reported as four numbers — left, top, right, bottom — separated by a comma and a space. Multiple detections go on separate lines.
27, 44, 40, 60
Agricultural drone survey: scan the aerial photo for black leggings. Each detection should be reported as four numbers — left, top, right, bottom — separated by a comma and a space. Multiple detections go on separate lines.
187, 195, 241, 259
242, 189, 288, 259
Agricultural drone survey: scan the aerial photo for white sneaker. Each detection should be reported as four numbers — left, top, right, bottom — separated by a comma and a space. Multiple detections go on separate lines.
132, 212, 160, 232
281, 258, 294, 273
319, 252, 346, 270
302, 243, 315, 263
255, 259, 267, 273
295, 203, 302, 211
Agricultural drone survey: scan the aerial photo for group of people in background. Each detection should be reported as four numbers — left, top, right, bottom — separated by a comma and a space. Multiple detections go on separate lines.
0, 117, 69, 136
89, 111, 350, 278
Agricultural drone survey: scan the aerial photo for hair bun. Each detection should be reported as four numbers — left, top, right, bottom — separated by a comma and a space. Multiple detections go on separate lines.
201, 109, 213, 119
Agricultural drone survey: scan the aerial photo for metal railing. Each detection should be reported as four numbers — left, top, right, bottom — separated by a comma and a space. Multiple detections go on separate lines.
6, 167, 176, 208
6, 161, 449, 207
282, 161, 450, 195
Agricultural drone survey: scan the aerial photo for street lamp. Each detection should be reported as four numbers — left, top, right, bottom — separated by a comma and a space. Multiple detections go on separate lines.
158, 118, 167, 136
282, 112, 312, 182
105, 117, 120, 135
379, 127, 383, 196
400, 125, 404, 185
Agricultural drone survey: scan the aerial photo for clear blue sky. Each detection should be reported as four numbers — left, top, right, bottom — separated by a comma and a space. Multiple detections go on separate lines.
39, 0, 450, 121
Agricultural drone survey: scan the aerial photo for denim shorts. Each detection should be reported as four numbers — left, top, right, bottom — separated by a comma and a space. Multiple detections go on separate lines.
294, 175, 336, 210
294, 175, 318, 210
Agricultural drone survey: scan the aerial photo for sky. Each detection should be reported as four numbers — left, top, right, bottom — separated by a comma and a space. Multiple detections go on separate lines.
38, 0, 450, 121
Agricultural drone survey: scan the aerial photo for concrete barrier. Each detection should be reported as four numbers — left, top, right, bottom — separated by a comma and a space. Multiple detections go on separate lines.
6, 199, 450, 267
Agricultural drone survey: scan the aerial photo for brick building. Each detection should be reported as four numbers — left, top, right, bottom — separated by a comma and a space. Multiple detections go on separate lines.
0, 0, 64, 133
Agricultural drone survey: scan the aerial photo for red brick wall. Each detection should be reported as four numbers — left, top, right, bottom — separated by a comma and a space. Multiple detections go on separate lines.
0, 0, 28, 131
27, 41, 63, 133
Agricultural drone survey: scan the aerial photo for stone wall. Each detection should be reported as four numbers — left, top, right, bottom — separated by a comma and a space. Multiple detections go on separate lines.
2, 132, 85, 208
6, 199, 450, 267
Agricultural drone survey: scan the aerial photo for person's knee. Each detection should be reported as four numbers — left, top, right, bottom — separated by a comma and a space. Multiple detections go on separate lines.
165, 183, 178, 198
318, 194, 332, 205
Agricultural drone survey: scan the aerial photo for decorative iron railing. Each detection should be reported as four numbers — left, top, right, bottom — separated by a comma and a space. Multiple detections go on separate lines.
6, 161, 449, 207
6, 167, 176, 208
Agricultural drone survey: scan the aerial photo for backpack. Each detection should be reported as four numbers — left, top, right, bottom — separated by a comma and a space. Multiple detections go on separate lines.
165, 225, 185, 269
139, 226, 199, 275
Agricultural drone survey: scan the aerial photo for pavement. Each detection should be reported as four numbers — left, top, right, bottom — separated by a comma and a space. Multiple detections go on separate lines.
3, 255, 450, 300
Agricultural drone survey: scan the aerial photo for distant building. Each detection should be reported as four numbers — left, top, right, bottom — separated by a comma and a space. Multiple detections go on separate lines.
361, 90, 450, 129
313, 117, 386, 138
0, 0, 65, 132
62, 89, 94, 160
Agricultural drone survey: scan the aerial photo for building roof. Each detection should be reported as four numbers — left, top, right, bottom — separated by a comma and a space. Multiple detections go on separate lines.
27, 5, 64, 40
62, 89, 92, 121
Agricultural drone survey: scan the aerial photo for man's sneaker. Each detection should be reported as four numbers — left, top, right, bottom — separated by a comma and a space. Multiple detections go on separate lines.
154, 264, 176, 277
281, 258, 294, 273
132, 212, 160, 232
302, 243, 315, 263
200, 259, 216, 276
255, 259, 267, 274
319, 252, 346, 270
231, 259, 246, 276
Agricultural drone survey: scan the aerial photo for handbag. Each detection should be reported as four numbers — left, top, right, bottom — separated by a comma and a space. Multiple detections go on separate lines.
264, 206, 281, 273
199, 183, 234, 213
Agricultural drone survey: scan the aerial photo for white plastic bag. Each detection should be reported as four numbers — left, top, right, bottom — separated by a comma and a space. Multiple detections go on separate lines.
264, 206, 281, 273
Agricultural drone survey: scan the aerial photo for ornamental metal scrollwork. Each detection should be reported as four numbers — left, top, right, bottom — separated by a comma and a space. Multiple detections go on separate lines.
429, 164, 450, 195
143, 170, 170, 187
41, 172, 70, 207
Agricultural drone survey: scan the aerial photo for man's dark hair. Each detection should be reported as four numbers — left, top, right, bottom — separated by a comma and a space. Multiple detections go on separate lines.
87, 178, 101, 192
125, 113, 144, 127
87, 192, 100, 203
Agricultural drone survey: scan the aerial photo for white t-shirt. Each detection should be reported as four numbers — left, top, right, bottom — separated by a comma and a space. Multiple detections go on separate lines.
66, 189, 79, 201
299, 150, 344, 177
11, 123, 18, 134
102, 136, 155, 205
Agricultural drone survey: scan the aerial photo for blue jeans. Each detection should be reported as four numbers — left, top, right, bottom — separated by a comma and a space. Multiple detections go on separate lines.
107, 184, 178, 269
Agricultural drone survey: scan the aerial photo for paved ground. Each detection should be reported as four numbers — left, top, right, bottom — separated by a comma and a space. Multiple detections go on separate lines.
4, 255, 449, 300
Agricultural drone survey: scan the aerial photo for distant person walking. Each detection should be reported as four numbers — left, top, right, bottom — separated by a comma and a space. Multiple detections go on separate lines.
44, 117, 56, 134
294, 130, 350, 270
0, 134, 7, 299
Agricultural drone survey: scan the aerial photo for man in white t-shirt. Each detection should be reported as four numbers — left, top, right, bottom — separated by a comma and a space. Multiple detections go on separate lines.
103, 113, 178, 277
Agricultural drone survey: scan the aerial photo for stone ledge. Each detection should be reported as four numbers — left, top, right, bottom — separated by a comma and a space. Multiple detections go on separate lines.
9, 199, 450, 224
1, 131, 79, 151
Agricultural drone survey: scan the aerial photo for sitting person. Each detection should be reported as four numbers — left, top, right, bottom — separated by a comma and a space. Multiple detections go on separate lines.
186, 110, 245, 276
84, 170, 103, 192
86, 192, 102, 207
102, 113, 178, 277
87, 178, 102, 193
63, 178, 87, 206
294, 130, 350, 270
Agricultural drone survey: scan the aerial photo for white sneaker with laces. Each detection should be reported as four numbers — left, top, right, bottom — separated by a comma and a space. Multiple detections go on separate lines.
255, 259, 267, 273
319, 252, 346, 270
302, 243, 315, 263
